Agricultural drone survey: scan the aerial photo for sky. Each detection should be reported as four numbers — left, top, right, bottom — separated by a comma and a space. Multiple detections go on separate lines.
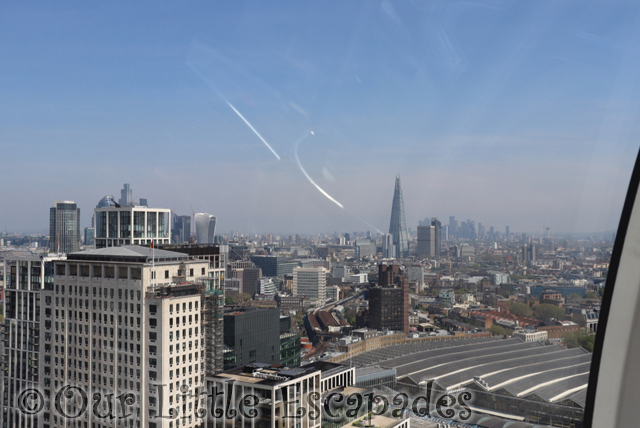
2, 1, 640, 236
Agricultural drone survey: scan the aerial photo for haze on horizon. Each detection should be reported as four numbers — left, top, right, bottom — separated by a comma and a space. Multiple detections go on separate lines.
2, 1, 639, 236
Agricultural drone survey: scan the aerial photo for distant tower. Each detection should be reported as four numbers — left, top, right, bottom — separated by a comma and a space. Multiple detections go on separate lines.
388, 174, 409, 259
119, 183, 132, 206
195, 213, 217, 243
49, 201, 81, 253
506, 226, 510, 240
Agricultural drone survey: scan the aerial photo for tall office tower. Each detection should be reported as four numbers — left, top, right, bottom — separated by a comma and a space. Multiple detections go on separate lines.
442, 225, 449, 241
417, 219, 441, 258
388, 174, 409, 259
84, 226, 95, 246
34, 246, 210, 428
506, 225, 510, 240
119, 182, 132, 206
195, 213, 216, 243
431, 218, 441, 256
416, 225, 432, 257
449, 216, 457, 239
227, 261, 262, 296
172, 214, 191, 244
139, 198, 148, 207
292, 266, 327, 303
1, 254, 65, 428
94, 205, 171, 248
382, 233, 395, 259
369, 263, 409, 334
49, 201, 81, 253
478, 223, 486, 239
545, 227, 550, 238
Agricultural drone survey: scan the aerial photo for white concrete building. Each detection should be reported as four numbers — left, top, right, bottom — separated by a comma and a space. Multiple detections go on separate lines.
40, 246, 210, 428
513, 330, 549, 343
94, 205, 171, 248
292, 267, 326, 304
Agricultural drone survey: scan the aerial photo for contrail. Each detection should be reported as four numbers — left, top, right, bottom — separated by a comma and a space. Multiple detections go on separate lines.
226, 101, 280, 160
187, 61, 280, 160
293, 131, 344, 209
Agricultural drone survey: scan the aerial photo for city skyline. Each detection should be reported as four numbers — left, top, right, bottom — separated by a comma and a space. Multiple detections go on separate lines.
2, 1, 638, 235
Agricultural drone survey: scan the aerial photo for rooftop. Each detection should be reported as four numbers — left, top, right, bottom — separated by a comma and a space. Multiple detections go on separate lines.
67, 245, 189, 263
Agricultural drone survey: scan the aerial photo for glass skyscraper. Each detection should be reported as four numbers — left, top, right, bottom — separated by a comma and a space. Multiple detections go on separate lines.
388, 174, 408, 258
49, 201, 81, 253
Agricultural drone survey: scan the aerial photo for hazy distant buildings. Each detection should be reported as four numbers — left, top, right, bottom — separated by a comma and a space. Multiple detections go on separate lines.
84, 226, 95, 246
195, 212, 216, 243
172, 214, 191, 243
118, 182, 132, 206
355, 238, 376, 259
49, 201, 81, 253
94, 205, 171, 248
382, 233, 395, 259
388, 174, 409, 258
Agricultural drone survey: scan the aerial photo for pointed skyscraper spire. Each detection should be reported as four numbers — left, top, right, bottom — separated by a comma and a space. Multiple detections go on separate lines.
388, 174, 409, 258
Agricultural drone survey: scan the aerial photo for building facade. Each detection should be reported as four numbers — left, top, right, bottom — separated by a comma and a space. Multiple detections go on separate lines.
1, 254, 65, 428
94, 205, 171, 248
292, 267, 327, 304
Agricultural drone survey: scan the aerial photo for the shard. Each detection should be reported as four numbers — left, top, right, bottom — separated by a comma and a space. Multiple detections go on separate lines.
388, 174, 409, 258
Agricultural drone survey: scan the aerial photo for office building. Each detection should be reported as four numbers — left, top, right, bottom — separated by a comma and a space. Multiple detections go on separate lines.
354, 238, 376, 259
388, 174, 409, 259
292, 267, 327, 303
172, 214, 191, 244
13, 246, 212, 428
1, 254, 65, 428
369, 264, 409, 334
250, 254, 279, 277
84, 226, 95, 246
49, 201, 81, 253
223, 308, 281, 370
94, 205, 171, 248
228, 261, 262, 296
382, 233, 395, 259
119, 182, 132, 206
195, 213, 216, 244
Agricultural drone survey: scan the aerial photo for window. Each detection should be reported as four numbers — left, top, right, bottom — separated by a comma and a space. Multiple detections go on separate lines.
164, 270, 169, 279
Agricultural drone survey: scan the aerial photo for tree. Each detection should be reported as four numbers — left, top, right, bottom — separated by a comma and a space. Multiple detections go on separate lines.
509, 301, 533, 318
236, 293, 251, 303
225, 296, 235, 305
489, 325, 508, 336
585, 291, 597, 299
563, 329, 595, 352
431, 288, 440, 297
454, 288, 469, 295
533, 303, 566, 321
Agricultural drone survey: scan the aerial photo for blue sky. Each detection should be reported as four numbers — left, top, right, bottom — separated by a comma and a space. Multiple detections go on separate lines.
2, 1, 639, 235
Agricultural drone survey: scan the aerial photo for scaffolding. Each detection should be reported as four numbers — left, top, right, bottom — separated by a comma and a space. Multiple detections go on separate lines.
199, 277, 225, 375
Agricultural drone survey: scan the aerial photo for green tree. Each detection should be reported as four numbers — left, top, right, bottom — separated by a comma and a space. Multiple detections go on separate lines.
533, 303, 566, 320
454, 288, 469, 295
509, 301, 533, 318
236, 293, 251, 303
585, 291, 597, 299
489, 325, 508, 336
225, 296, 235, 305
563, 329, 595, 352
431, 288, 440, 297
